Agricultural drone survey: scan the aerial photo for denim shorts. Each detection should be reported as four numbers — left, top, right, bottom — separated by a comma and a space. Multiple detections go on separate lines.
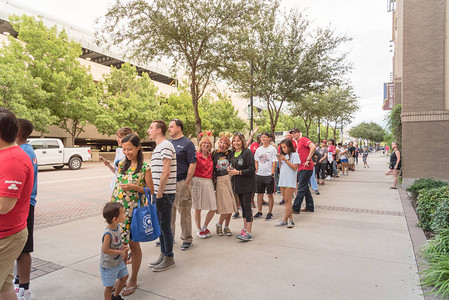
100, 261, 128, 287
341, 159, 348, 163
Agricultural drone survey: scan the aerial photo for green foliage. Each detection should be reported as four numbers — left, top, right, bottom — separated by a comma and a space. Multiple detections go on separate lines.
7, 15, 99, 144
416, 186, 449, 231
349, 122, 385, 142
407, 178, 449, 197
431, 198, 449, 233
386, 104, 401, 145
97, 0, 262, 136
95, 63, 159, 138
420, 228, 449, 298
200, 94, 247, 138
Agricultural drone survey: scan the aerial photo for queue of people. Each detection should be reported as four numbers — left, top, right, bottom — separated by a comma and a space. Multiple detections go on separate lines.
0, 108, 401, 300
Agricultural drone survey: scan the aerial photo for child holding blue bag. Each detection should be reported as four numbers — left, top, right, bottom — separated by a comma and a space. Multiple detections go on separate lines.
111, 134, 154, 296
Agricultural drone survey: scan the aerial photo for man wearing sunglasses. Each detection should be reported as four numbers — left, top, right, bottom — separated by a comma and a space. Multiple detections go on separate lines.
168, 119, 196, 251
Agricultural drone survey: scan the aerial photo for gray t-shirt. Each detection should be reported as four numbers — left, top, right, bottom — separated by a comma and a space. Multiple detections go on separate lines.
100, 225, 123, 269
317, 147, 328, 164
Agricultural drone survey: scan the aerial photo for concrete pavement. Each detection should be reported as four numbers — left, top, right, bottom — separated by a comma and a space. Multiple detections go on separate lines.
29, 152, 424, 299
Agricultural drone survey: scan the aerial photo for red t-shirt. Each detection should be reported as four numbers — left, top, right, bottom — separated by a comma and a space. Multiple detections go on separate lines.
296, 137, 314, 171
328, 145, 336, 159
194, 151, 213, 178
250, 142, 260, 155
0, 146, 33, 238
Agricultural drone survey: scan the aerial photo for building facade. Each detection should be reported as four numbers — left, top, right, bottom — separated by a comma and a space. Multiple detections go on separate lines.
391, 0, 449, 186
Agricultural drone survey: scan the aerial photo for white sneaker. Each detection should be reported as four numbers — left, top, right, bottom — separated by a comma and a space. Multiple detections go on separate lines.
326, 176, 332, 180
196, 230, 207, 239
15, 287, 33, 300
275, 220, 288, 227
287, 220, 295, 228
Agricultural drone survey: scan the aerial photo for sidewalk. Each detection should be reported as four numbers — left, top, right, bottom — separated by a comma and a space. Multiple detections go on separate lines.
30, 152, 424, 299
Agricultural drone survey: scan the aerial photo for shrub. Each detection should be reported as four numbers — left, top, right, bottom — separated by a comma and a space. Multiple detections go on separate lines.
407, 178, 448, 197
420, 252, 449, 298
422, 228, 449, 261
431, 197, 449, 233
416, 186, 449, 231
420, 229, 449, 297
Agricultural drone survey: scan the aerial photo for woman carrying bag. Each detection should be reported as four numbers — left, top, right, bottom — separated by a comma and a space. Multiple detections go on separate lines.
111, 134, 154, 296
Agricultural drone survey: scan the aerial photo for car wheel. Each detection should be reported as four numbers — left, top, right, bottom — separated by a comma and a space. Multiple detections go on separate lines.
68, 157, 82, 170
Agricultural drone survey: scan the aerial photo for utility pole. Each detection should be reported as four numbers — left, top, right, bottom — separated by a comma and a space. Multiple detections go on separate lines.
250, 60, 254, 132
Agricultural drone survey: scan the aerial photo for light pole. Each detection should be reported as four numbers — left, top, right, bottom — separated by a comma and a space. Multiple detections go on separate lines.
250, 60, 254, 132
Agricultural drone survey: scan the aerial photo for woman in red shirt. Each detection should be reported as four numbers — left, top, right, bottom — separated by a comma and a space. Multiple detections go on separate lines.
191, 136, 217, 239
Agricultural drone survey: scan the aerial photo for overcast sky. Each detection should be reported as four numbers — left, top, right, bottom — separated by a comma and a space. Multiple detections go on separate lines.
5, 0, 393, 128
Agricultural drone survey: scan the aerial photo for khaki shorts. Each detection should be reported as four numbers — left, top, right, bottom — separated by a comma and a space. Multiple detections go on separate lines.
0, 228, 27, 292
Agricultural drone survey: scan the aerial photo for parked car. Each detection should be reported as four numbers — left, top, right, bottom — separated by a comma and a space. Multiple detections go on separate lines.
27, 138, 92, 170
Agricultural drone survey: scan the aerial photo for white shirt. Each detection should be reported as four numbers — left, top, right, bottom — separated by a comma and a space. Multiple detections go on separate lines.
254, 145, 277, 176
151, 140, 177, 194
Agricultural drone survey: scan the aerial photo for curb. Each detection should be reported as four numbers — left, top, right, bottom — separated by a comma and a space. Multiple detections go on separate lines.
398, 187, 440, 300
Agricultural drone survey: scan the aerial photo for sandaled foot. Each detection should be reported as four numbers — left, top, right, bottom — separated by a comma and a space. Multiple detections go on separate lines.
389, 186, 397, 189
122, 284, 138, 296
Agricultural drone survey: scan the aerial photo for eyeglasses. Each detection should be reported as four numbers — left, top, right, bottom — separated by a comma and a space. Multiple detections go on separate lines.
233, 132, 244, 136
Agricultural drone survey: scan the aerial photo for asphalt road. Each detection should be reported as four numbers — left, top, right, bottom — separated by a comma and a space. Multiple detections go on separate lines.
35, 162, 113, 229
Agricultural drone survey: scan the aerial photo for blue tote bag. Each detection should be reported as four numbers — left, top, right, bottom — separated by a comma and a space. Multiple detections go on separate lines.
130, 187, 161, 242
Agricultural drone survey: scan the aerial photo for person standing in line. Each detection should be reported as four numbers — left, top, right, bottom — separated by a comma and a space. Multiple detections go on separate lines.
168, 119, 196, 251
309, 147, 320, 195
148, 120, 177, 272
0, 108, 33, 300
212, 136, 237, 237
291, 128, 316, 214
227, 133, 256, 241
317, 140, 329, 185
253, 132, 277, 221
354, 143, 360, 165
338, 143, 349, 176
275, 139, 300, 228
111, 134, 153, 295
362, 146, 369, 168
328, 139, 339, 178
348, 141, 356, 171
100, 202, 129, 300
14, 119, 38, 300
191, 136, 217, 238
385, 142, 401, 189
100, 127, 133, 192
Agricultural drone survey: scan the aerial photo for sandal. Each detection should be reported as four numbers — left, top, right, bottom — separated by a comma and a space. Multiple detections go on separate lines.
389, 186, 397, 189
122, 284, 138, 296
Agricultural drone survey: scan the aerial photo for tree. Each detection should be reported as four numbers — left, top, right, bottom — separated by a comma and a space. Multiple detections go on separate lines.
96, 63, 159, 138
349, 122, 385, 143
291, 92, 320, 137
0, 37, 53, 132
226, 4, 352, 137
386, 104, 402, 145
200, 93, 247, 137
9, 15, 99, 145
97, 0, 262, 136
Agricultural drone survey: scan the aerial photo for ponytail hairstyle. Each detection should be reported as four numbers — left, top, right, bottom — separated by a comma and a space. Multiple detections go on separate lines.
120, 134, 143, 175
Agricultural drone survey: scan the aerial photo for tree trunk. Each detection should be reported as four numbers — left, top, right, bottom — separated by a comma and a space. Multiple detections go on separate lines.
325, 121, 330, 141
333, 123, 337, 141
190, 74, 202, 137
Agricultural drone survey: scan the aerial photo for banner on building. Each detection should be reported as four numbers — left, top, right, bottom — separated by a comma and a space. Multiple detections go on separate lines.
383, 82, 394, 110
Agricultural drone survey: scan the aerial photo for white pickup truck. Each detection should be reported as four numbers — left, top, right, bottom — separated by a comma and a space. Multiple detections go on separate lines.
28, 138, 92, 170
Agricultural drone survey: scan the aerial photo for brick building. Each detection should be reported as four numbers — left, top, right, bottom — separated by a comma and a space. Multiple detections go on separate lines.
390, 0, 449, 187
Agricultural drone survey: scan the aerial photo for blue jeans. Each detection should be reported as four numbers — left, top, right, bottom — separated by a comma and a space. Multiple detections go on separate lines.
155, 194, 175, 257
332, 161, 338, 175
274, 165, 281, 194
293, 170, 314, 212
309, 167, 318, 191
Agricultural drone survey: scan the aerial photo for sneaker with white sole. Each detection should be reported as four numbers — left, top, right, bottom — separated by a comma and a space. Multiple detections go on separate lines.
216, 224, 223, 236
287, 220, 295, 228
204, 229, 211, 238
275, 220, 288, 227
196, 230, 207, 239
16, 287, 33, 300
265, 212, 273, 221
235, 229, 245, 239
237, 231, 253, 241
223, 227, 232, 236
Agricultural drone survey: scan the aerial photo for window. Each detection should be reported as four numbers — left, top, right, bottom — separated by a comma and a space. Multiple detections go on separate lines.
46, 140, 60, 149
30, 141, 44, 150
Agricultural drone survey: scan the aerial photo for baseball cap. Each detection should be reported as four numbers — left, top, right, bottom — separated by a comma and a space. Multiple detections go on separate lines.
289, 128, 300, 134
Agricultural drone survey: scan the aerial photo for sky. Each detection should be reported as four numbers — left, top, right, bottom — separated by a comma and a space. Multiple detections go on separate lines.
4, 0, 393, 128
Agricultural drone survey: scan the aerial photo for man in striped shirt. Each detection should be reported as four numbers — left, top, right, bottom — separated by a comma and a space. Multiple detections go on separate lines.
148, 120, 177, 272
